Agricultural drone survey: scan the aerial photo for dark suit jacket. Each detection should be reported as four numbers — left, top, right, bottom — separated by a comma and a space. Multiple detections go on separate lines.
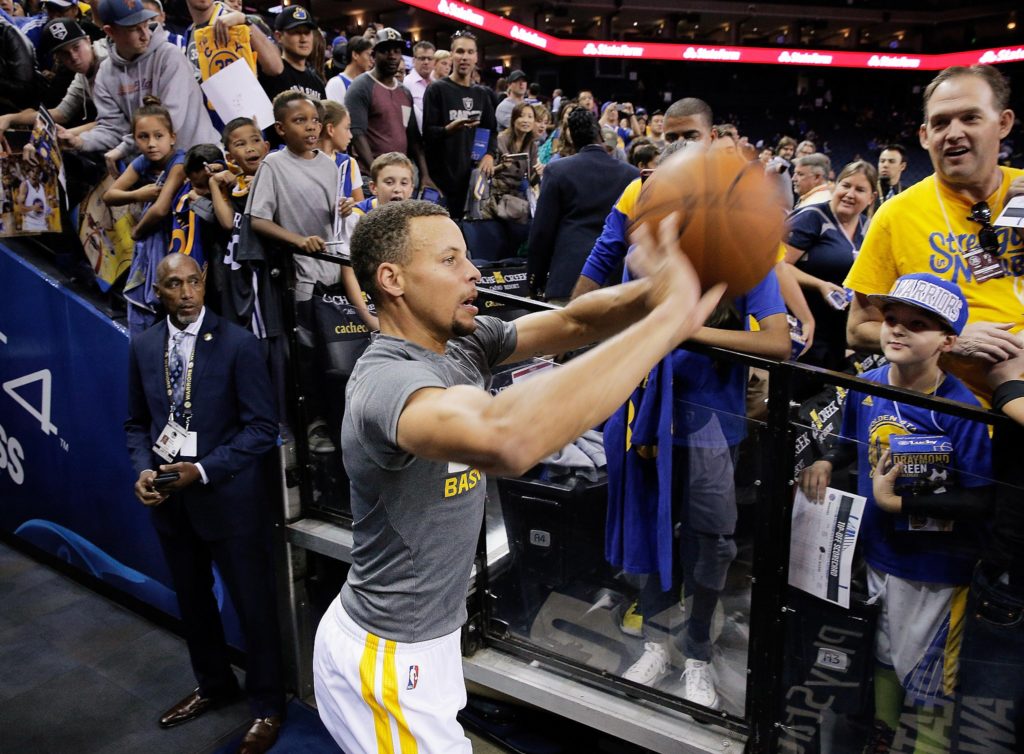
528, 145, 639, 299
125, 310, 278, 541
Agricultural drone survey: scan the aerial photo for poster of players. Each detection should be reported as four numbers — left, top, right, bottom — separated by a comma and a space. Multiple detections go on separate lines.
77, 175, 139, 292
0, 114, 63, 236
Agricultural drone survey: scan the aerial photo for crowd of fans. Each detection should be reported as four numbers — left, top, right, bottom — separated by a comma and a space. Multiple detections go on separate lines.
4, 0, 1024, 750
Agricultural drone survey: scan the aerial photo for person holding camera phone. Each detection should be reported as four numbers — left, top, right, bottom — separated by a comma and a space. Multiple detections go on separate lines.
422, 28, 497, 221
482, 101, 539, 226
125, 253, 285, 754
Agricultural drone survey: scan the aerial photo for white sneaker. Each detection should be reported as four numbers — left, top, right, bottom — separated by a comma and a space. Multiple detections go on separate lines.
622, 642, 670, 685
681, 658, 720, 709
307, 419, 336, 454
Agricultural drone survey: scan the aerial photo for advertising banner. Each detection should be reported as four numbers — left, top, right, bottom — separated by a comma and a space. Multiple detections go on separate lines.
0, 245, 242, 643
399, 0, 1024, 71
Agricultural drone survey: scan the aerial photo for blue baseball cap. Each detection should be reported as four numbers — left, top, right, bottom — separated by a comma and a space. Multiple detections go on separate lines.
97, 0, 157, 26
867, 273, 969, 335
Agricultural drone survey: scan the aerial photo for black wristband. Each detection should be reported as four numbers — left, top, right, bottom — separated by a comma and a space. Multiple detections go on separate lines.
992, 379, 1024, 413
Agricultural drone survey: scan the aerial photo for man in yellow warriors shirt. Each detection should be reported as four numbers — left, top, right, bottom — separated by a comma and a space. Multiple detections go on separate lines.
845, 65, 1024, 403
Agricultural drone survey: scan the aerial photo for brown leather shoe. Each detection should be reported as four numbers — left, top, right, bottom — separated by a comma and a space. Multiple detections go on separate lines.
237, 716, 282, 754
158, 688, 238, 729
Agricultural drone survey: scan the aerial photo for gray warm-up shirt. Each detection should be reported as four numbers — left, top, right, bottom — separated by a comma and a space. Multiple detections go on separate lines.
340, 317, 517, 643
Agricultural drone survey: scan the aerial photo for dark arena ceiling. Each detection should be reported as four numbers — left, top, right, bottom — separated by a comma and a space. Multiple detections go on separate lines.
285, 0, 1021, 61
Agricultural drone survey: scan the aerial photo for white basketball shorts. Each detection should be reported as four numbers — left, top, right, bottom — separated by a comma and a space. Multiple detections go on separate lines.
313, 595, 471, 754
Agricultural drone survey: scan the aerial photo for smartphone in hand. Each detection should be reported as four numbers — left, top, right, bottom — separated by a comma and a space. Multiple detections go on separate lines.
153, 471, 180, 489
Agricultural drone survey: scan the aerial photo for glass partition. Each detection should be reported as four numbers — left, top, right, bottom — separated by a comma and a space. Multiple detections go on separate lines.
481, 341, 779, 732
285, 268, 1024, 752
776, 366, 1013, 754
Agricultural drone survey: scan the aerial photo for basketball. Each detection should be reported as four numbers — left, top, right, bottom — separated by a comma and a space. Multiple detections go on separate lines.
630, 139, 786, 297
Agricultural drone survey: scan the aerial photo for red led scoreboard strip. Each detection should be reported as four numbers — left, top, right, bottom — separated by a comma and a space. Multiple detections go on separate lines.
401, 0, 1024, 70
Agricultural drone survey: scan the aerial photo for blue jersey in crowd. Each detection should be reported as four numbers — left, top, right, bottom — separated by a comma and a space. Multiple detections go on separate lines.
839, 364, 992, 585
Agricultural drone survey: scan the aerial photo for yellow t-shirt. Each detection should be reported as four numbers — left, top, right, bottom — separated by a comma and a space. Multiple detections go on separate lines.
194, 4, 257, 81
845, 166, 1024, 400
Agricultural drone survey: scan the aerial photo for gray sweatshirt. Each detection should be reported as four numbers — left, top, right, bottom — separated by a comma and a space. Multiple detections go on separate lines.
80, 26, 219, 157
54, 40, 107, 125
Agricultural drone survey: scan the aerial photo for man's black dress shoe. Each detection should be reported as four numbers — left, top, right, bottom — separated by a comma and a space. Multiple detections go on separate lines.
237, 715, 282, 754
158, 688, 239, 729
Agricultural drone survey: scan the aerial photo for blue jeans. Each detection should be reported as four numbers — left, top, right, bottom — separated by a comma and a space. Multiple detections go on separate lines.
951, 565, 1024, 753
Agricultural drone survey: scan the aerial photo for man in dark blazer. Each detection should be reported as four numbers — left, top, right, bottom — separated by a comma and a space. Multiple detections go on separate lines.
125, 253, 284, 754
527, 108, 639, 302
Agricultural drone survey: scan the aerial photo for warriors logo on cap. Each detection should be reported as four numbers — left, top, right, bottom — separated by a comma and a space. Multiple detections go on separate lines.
866, 272, 970, 335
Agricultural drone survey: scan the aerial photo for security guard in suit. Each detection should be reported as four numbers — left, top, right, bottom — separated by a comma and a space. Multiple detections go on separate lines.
125, 253, 284, 754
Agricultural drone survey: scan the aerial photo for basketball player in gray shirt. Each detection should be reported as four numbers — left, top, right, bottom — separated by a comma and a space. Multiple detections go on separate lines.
313, 200, 723, 754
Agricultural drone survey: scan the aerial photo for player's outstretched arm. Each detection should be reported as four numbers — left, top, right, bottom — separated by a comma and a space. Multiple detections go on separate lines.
505, 277, 651, 362
397, 215, 726, 477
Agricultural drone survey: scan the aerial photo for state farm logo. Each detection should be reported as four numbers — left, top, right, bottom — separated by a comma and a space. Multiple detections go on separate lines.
437, 0, 483, 26
683, 46, 741, 61
582, 42, 644, 57
510, 25, 547, 48
867, 54, 921, 68
979, 48, 1024, 64
777, 50, 833, 65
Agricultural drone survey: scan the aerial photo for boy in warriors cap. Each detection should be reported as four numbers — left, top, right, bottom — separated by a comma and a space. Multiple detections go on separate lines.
802, 272, 993, 751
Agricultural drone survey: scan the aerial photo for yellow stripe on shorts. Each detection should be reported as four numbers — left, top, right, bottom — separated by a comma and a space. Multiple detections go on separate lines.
943, 585, 968, 697
360, 634, 394, 754
382, 639, 419, 754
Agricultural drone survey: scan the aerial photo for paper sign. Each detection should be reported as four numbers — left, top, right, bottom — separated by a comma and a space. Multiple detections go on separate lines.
201, 58, 274, 132
788, 487, 865, 608
994, 196, 1024, 228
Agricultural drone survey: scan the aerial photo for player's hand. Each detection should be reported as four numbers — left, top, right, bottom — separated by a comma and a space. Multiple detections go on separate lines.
158, 462, 201, 491
872, 449, 903, 513
952, 321, 1024, 363
478, 154, 494, 178
799, 460, 832, 503
134, 470, 167, 506
337, 197, 356, 217
626, 212, 727, 344
296, 235, 326, 252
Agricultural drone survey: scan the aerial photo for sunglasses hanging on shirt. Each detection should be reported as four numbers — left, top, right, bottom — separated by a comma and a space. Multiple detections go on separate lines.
964, 201, 1005, 283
